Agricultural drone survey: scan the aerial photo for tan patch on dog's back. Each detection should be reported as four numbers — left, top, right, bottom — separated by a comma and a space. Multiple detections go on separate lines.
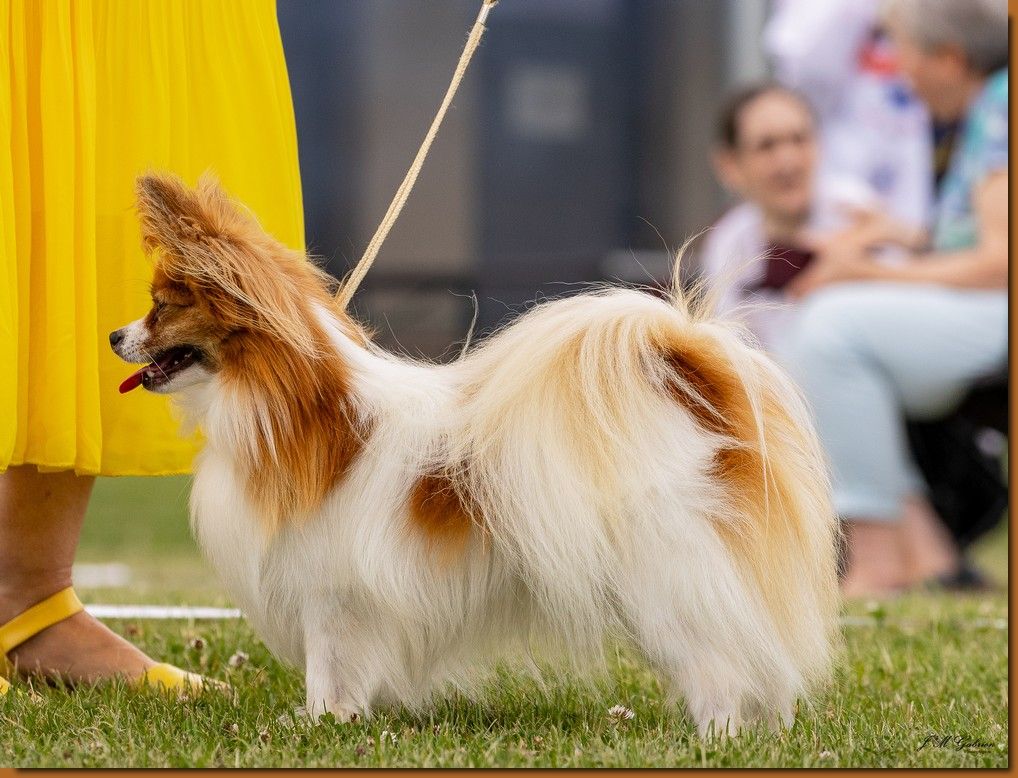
408, 470, 476, 558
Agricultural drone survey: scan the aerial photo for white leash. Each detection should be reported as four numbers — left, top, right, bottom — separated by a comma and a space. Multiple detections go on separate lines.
335, 0, 499, 310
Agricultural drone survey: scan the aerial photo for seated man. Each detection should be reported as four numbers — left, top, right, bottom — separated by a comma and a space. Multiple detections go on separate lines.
699, 82, 918, 350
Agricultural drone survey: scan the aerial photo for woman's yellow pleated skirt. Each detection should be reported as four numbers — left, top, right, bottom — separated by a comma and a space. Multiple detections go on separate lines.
0, 0, 304, 475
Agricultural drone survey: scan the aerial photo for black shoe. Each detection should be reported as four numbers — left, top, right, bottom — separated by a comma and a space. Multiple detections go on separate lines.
926, 562, 996, 592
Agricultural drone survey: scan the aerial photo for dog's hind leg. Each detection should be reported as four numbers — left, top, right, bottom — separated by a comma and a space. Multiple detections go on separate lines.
617, 524, 786, 738
673, 649, 751, 739
629, 594, 799, 738
622, 594, 750, 736
634, 620, 750, 738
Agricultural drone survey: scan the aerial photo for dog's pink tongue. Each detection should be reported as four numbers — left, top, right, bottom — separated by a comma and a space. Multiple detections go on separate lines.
119, 366, 149, 394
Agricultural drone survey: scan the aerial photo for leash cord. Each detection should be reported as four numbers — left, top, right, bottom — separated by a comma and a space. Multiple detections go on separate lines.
335, 0, 498, 310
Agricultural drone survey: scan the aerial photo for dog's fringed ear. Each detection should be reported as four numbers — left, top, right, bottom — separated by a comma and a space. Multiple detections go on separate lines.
134, 172, 335, 357
137, 172, 199, 254
135, 171, 243, 256
135, 172, 254, 323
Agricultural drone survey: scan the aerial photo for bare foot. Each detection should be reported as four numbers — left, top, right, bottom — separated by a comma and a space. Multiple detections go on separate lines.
0, 584, 156, 686
4, 609, 156, 686
839, 519, 907, 599
900, 496, 960, 586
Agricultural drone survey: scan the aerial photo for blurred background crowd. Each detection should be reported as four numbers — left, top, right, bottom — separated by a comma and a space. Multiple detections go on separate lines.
280, 0, 1008, 598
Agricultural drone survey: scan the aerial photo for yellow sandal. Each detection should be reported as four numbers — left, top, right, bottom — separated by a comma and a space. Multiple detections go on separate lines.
0, 587, 226, 695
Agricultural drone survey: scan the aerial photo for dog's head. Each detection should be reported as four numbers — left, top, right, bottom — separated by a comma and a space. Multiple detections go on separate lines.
111, 173, 338, 394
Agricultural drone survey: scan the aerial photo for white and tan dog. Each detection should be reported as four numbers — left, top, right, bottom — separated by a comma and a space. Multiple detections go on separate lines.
111, 173, 840, 737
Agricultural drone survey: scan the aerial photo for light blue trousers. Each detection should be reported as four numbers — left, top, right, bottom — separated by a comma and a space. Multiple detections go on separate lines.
777, 283, 1008, 522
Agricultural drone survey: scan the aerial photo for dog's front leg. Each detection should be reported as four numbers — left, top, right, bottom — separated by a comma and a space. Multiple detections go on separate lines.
303, 611, 378, 722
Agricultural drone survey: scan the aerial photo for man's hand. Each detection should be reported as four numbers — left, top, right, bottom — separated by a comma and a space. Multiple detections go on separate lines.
787, 233, 876, 299
838, 207, 927, 251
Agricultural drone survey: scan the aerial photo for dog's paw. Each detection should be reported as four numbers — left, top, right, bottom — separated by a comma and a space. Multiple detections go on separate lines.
740, 699, 796, 734
696, 714, 744, 741
303, 700, 364, 724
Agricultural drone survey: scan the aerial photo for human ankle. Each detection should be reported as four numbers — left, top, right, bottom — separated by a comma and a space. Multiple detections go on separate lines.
0, 568, 74, 622
842, 519, 907, 590
901, 498, 960, 583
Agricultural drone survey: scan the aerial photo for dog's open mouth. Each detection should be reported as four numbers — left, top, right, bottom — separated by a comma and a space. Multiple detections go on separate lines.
119, 346, 202, 393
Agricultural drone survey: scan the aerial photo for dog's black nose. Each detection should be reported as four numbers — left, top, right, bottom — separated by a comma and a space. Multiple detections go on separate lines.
109, 329, 125, 348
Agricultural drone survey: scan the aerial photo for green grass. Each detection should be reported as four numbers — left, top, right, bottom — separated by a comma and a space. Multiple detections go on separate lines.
2, 476, 1009, 768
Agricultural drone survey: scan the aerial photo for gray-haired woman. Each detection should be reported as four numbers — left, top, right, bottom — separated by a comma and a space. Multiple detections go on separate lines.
781, 0, 1008, 597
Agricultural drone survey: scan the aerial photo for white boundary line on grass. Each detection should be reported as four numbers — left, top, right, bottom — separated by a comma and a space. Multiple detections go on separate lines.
86, 604, 242, 620
85, 604, 1008, 630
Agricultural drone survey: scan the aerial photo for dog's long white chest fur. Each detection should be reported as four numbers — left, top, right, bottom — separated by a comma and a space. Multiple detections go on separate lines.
116, 173, 840, 738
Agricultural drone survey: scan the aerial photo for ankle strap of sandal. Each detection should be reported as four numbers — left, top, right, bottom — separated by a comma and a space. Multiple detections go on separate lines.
0, 587, 84, 656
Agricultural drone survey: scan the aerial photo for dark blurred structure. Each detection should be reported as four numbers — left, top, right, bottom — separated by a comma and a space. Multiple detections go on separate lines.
278, 0, 767, 356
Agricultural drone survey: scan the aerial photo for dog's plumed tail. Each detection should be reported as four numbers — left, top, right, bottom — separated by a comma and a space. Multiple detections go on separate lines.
447, 261, 840, 704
